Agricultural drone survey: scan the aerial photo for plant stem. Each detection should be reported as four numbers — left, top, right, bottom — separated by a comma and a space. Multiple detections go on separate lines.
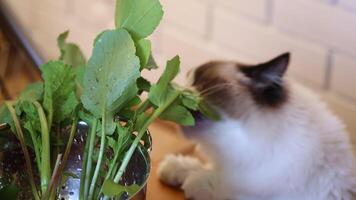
88, 116, 106, 200
98, 145, 121, 196
28, 128, 41, 174
41, 154, 62, 200
102, 91, 180, 200
135, 99, 151, 114
54, 124, 60, 166
83, 119, 97, 199
33, 101, 51, 194
5, 102, 40, 200
61, 117, 78, 174
80, 120, 95, 200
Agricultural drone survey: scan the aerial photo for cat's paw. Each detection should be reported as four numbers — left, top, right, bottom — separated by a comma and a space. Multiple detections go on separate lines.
182, 171, 218, 200
157, 154, 203, 187
182, 171, 231, 200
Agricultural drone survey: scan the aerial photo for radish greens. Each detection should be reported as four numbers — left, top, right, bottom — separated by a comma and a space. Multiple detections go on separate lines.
0, 0, 219, 199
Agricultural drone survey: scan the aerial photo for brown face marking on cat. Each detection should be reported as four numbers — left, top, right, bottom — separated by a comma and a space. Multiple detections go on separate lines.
192, 61, 253, 118
192, 53, 290, 118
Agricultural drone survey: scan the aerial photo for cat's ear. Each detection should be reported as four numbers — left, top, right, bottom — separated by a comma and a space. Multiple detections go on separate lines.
240, 52, 290, 83
239, 52, 290, 107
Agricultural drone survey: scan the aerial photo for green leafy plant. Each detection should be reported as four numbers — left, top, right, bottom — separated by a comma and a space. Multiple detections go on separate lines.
0, 0, 219, 199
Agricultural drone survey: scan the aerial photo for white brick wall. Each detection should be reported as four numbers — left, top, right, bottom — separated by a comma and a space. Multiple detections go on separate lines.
274, 0, 356, 55
215, 0, 268, 22
4, 0, 356, 135
212, 8, 328, 87
153, 0, 356, 136
161, 0, 209, 37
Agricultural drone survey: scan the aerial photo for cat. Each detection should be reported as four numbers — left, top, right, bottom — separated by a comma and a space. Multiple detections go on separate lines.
157, 53, 356, 200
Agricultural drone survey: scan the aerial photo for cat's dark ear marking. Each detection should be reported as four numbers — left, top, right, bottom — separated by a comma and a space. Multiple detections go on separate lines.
240, 52, 290, 82
238, 52, 290, 108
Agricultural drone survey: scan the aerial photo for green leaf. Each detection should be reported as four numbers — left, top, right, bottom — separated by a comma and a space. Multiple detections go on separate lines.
0, 185, 19, 200
16, 101, 42, 163
134, 113, 149, 131
19, 82, 43, 102
157, 56, 180, 86
56, 92, 79, 121
116, 124, 131, 152
125, 96, 142, 108
0, 104, 14, 133
137, 77, 151, 93
107, 136, 118, 154
148, 56, 180, 106
57, 31, 86, 67
160, 103, 195, 126
41, 61, 78, 125
81, 29, 140, 134
181, 97, 199, 111
17, 101, 41, 134
181, 90, 200, 111
115, 0, 163, 40
102, 179, 140, 197
136, 39, 151, 70
199, 100, 221, 121
74, 65, 86, 97
146, 54, 158, 70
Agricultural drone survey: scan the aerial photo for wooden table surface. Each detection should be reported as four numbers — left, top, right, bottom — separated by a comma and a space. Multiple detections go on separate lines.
146, 121, 194, 200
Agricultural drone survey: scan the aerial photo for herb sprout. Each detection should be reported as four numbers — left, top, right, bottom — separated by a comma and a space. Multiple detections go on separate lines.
0, 0, 219, 199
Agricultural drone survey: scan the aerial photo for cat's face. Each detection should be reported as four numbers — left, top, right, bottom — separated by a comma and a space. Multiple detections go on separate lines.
182, 53, 290, 139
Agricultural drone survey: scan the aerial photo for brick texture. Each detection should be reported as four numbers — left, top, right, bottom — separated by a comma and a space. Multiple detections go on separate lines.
274, 0, 356, 55
212, 9, 328, 87
3, 0, 356, 135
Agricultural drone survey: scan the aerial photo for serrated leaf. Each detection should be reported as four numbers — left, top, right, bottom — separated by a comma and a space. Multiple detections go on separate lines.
41, 61, 77, 125
57, 31, 86, 67
17, 101, 41, 133
136, 39, 151, 70
16, 101, 42, 159
81, 29, 140, 134
56, 92, 79, 121
19, 82, 43, 102
102, 179, 140, 197
160, 103, 195, 126
115, 0, 163, 40
0, 104, 14, 133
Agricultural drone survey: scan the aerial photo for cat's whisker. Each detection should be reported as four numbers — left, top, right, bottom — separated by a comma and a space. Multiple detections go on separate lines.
199, 83, 238, 96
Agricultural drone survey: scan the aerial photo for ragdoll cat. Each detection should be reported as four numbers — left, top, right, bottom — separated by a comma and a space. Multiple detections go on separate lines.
157, 53, 356, 200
